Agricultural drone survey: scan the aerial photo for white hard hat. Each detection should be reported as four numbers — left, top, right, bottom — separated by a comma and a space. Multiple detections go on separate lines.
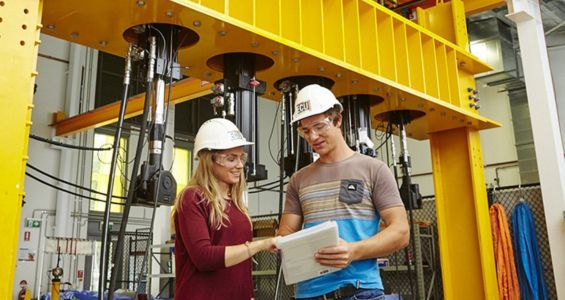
194, 118, 253, 156
291, 84, 343, 124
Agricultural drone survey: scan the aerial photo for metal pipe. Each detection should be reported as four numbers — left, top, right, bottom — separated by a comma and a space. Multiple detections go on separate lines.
33, 210, 52, 299
98, 44, 133, 299
279, 93, 286, 217
251, 85, 258, 176
397, 115, 421, 299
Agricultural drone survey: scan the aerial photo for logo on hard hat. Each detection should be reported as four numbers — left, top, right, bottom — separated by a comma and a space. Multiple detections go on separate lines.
227, 130, 244, 141
295, 100, 311, 115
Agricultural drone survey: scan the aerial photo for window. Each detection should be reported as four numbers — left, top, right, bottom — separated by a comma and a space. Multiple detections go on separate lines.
171, 146, 192, 195
90, 133, 128, 213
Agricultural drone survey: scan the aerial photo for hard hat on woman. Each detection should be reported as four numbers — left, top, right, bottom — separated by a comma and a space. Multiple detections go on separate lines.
193, 118, 253, 156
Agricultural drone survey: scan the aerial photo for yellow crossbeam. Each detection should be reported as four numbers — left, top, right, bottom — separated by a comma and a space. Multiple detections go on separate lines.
465, 0, 506, 15
41, 0, 499, 140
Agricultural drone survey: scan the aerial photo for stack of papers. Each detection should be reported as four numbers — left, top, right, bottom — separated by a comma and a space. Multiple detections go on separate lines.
276, 221, 341, 284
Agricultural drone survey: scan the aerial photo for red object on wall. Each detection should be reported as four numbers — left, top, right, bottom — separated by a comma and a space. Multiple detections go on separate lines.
23, 231, 30, 241
77, 270, 84, 281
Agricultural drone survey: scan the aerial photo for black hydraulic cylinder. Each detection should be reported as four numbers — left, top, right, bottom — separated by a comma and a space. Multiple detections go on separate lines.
223, 53, 267, 182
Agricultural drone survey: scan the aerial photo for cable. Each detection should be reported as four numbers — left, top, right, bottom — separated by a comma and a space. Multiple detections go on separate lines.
30, 134, 112, 151
26, 163, 127, 200
273, 261, 284, 300
98, 45, 134, 300
249, 189, 285, 194
250, 177, 288, 189
26, 172, 124, 205
249, 179, 288, 191
374, 123, 392, 153
267, 100, 282, 165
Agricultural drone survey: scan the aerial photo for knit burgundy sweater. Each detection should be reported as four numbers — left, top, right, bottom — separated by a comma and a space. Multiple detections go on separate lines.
174, 188, 253, 300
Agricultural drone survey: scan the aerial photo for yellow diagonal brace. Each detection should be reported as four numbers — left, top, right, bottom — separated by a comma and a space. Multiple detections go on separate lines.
430, 128, 499, 300
53, 78, 212, 136
0, 0, 43, 297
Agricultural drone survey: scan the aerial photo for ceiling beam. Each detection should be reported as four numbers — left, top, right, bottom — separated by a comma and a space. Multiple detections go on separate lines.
465, 0, 506, 15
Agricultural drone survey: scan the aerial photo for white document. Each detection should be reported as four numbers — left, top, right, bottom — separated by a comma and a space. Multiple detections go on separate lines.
276, 221, 341, 284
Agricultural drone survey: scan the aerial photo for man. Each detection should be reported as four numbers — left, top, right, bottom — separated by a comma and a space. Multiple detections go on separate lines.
279, 84, 410, 300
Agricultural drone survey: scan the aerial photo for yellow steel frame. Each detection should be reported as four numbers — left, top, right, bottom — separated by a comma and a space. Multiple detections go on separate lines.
421, 0, 499, 298
2, 0, 502, 298
0, 0, 43, 297
41, 0, 499, 140
464, 0, 507, 15
430, 128, 499, 299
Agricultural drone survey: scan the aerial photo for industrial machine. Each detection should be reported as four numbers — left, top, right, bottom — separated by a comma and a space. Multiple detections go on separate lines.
4, 0, 507, 298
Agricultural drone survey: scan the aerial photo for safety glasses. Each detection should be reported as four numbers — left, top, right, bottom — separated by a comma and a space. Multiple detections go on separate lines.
297, 118, 333, 138
214, 152, 248, 168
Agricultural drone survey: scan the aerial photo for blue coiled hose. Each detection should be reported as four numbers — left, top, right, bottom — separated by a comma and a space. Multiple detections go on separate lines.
512, 202, 549, 300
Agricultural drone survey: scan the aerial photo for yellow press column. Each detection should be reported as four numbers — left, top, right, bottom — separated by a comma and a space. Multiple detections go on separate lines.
0, 0, 43, 296
430, 128, 498, 299
420, 0, 499, 299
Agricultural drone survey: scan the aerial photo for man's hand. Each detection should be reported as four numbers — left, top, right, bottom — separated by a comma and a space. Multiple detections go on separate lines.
315, 239, 354, 268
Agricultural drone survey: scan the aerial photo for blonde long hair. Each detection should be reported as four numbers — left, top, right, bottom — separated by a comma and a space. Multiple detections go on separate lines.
174, 150, 251, 229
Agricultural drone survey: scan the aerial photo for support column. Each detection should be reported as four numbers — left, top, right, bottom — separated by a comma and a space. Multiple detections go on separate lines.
0, 0, 43, 296
506, 0, 565, 297
430, 127, 499, 300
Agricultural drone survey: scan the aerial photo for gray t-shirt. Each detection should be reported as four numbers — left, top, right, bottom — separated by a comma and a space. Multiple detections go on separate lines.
283, 152, 404, 297
284, 152, 403, 222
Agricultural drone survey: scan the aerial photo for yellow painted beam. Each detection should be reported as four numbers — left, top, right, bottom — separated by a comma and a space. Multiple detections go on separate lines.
53, 78, 212, 136
415, 1, 499, 298
0, 0, 43, 297
464, 0, 506, 16
430, 128, 499, 300
41, 0, 499, 140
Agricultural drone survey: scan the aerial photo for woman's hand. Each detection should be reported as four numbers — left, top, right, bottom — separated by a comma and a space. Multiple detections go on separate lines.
261, 236, 279, 253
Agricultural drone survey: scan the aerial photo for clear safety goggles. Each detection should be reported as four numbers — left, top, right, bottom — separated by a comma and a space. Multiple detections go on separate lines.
214, 152, 248, 168
297, 118, 333, 138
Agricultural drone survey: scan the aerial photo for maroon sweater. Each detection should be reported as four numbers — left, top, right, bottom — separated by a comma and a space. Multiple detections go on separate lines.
174, 188, 253, 300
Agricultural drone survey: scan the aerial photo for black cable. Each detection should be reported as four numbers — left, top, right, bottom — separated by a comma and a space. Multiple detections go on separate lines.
249, 187, 286, 194
99, 46, 133, 300
250, 177, 288, 189
109, 51, 156, 298
267, 100, 281, 165
374, 123, 392, 153
249, 181, 288, 192
30, 134, 112, 151
26, 172, 125, 205
26, 163, 127, 200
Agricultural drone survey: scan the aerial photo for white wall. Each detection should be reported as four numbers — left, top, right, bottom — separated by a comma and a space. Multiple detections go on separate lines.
13, 34, 158, 298
247, 98, 284, 216
15, 34, 74, 299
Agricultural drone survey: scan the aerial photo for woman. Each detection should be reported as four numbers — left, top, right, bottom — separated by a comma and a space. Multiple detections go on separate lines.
173, 118, 277, 300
